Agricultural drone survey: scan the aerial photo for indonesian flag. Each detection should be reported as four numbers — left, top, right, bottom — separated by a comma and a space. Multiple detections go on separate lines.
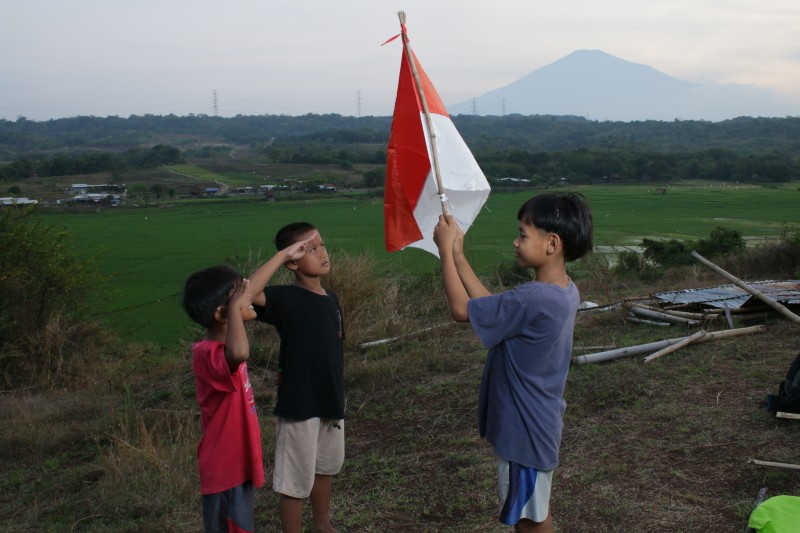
384, 25, 490, 257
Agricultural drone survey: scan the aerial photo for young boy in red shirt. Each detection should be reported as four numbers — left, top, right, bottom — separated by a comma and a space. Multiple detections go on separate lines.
182, 234, 316, 532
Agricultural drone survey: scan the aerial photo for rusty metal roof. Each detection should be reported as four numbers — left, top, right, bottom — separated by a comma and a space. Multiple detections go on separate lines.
653, 280, 800, 309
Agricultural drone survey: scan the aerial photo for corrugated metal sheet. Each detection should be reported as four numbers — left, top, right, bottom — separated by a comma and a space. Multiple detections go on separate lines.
653, 280, 800, 309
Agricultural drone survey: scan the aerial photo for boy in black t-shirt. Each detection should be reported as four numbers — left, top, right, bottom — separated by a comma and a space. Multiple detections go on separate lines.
249, 222, 344, 533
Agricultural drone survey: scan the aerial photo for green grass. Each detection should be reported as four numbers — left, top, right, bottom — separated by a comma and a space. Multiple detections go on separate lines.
2, 238, 800, 531
37, 183, 799, 346
165, 163, 232, 183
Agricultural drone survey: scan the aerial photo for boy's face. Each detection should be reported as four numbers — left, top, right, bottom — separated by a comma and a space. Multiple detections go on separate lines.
513, 221, 553, 268
292, 230, 330, 276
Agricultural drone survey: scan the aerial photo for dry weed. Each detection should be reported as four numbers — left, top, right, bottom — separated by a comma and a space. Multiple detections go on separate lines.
1, 313, 111, 390
95, 407, 200, 523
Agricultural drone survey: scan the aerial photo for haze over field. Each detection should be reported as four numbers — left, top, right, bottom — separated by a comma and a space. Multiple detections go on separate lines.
2, 1, 799, 122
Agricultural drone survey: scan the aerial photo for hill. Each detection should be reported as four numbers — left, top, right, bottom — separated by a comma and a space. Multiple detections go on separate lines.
2, 113, 800, 164
2, 250, 799, 531
448, 50, 800, 122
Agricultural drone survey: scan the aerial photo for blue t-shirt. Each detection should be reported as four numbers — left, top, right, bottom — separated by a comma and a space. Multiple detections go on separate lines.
467, 280, 579, 470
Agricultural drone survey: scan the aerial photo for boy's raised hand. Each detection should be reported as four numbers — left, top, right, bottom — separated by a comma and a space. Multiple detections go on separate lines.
433, 214, 463, 256
452, 220, 466, 257
282, 231, 319, 262
247, 231, 322, 307
228, 278, 254, 317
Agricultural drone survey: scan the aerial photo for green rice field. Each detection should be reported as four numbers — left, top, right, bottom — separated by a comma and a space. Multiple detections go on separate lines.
38, 183, 799, 346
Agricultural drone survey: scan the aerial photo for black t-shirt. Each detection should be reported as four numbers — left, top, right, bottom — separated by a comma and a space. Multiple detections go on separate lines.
255, 285, 345, 420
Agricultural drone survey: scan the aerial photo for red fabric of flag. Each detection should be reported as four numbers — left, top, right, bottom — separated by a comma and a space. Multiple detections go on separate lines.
384, 37, 490, 256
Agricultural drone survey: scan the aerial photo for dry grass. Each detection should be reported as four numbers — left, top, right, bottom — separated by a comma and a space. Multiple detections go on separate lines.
1, 250, 799, 532
1, 314, 113, 390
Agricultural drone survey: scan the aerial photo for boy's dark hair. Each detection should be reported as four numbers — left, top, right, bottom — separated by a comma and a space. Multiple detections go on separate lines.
182, 265, 243, 329
275, 221, 316, 251
518, 192, 593, 262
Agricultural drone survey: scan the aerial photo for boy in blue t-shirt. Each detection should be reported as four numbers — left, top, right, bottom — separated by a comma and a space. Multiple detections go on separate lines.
434, 192, 593, 533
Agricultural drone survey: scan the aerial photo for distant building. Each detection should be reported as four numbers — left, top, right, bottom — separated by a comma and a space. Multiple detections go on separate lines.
71, 183, 126, 195
73, 193, 121, 204
0, 197, 38, 207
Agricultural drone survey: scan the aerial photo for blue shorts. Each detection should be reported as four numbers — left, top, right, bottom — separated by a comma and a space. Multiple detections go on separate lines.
202, 480, 255, 533
497, 457, 553, 525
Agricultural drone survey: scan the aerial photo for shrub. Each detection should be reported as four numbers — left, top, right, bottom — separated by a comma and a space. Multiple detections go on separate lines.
640, 227, 745, 270
639, 262, 666, 282
493, 259, 533, 289
642, 238, 693, 268
694, 226, 745, 258
0, 207, 103, 389
614, 251, 645, 277
727, 227, 800, 279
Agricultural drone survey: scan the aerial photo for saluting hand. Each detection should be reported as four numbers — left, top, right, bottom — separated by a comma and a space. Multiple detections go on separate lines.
282, 231, 319, 262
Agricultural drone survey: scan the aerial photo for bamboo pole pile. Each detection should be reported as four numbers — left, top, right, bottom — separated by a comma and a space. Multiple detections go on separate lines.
643, 330, 707, 363
690, 251, 800, 327
626, 304, 704, 326
573, 325, 767, 365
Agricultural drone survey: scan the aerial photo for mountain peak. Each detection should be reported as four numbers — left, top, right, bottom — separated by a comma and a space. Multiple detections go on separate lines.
448, 50, 798, 121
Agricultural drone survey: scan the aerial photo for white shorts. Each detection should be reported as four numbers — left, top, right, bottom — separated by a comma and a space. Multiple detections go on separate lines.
272, 417, 345, 498
497, 457, 553, 525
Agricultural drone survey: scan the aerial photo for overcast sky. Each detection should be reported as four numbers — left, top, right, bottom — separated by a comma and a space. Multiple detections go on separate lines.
2, 0, 799, 121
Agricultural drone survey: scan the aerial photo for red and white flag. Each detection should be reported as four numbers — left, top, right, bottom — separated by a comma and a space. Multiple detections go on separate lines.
384, 23, 490, 257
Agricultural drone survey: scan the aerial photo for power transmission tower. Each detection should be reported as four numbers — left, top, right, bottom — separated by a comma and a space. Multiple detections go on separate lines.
471, 98, 478, 115
213, 90, 218, 117
357, 90, 362, 118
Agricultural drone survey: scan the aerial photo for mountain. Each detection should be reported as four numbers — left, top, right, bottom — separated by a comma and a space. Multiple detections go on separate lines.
447, 50, 800, 122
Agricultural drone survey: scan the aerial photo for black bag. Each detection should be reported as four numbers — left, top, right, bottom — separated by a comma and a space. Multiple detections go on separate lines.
767, 353, 800, 414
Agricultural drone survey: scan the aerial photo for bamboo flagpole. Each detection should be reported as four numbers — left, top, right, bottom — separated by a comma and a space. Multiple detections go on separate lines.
397, 11, 448, 216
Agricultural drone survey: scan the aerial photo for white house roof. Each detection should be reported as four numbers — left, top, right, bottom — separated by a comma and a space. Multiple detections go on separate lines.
1, 197, 38, 205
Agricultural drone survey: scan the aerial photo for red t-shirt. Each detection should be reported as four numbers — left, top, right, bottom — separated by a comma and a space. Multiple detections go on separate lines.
192, 339, 265, 494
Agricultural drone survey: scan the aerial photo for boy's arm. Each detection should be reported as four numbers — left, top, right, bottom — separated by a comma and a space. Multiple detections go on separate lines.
452, 227, 492, 299
248, 231, 319, 306
434, 215, 470, 322
224, 280, 252, 371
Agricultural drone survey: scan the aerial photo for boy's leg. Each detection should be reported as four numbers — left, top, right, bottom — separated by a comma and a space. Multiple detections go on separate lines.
273, 417, 319, 533
310, 474, 339, 533
515, 514, 554, 533
310, 419, 345, 533
273, 417, 344, 533
278, 494, 304, 533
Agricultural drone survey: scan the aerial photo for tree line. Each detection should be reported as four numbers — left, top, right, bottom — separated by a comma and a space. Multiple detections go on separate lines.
0, 144, 181, 181
1, 114, 799, 184
3, 113, 800, 157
